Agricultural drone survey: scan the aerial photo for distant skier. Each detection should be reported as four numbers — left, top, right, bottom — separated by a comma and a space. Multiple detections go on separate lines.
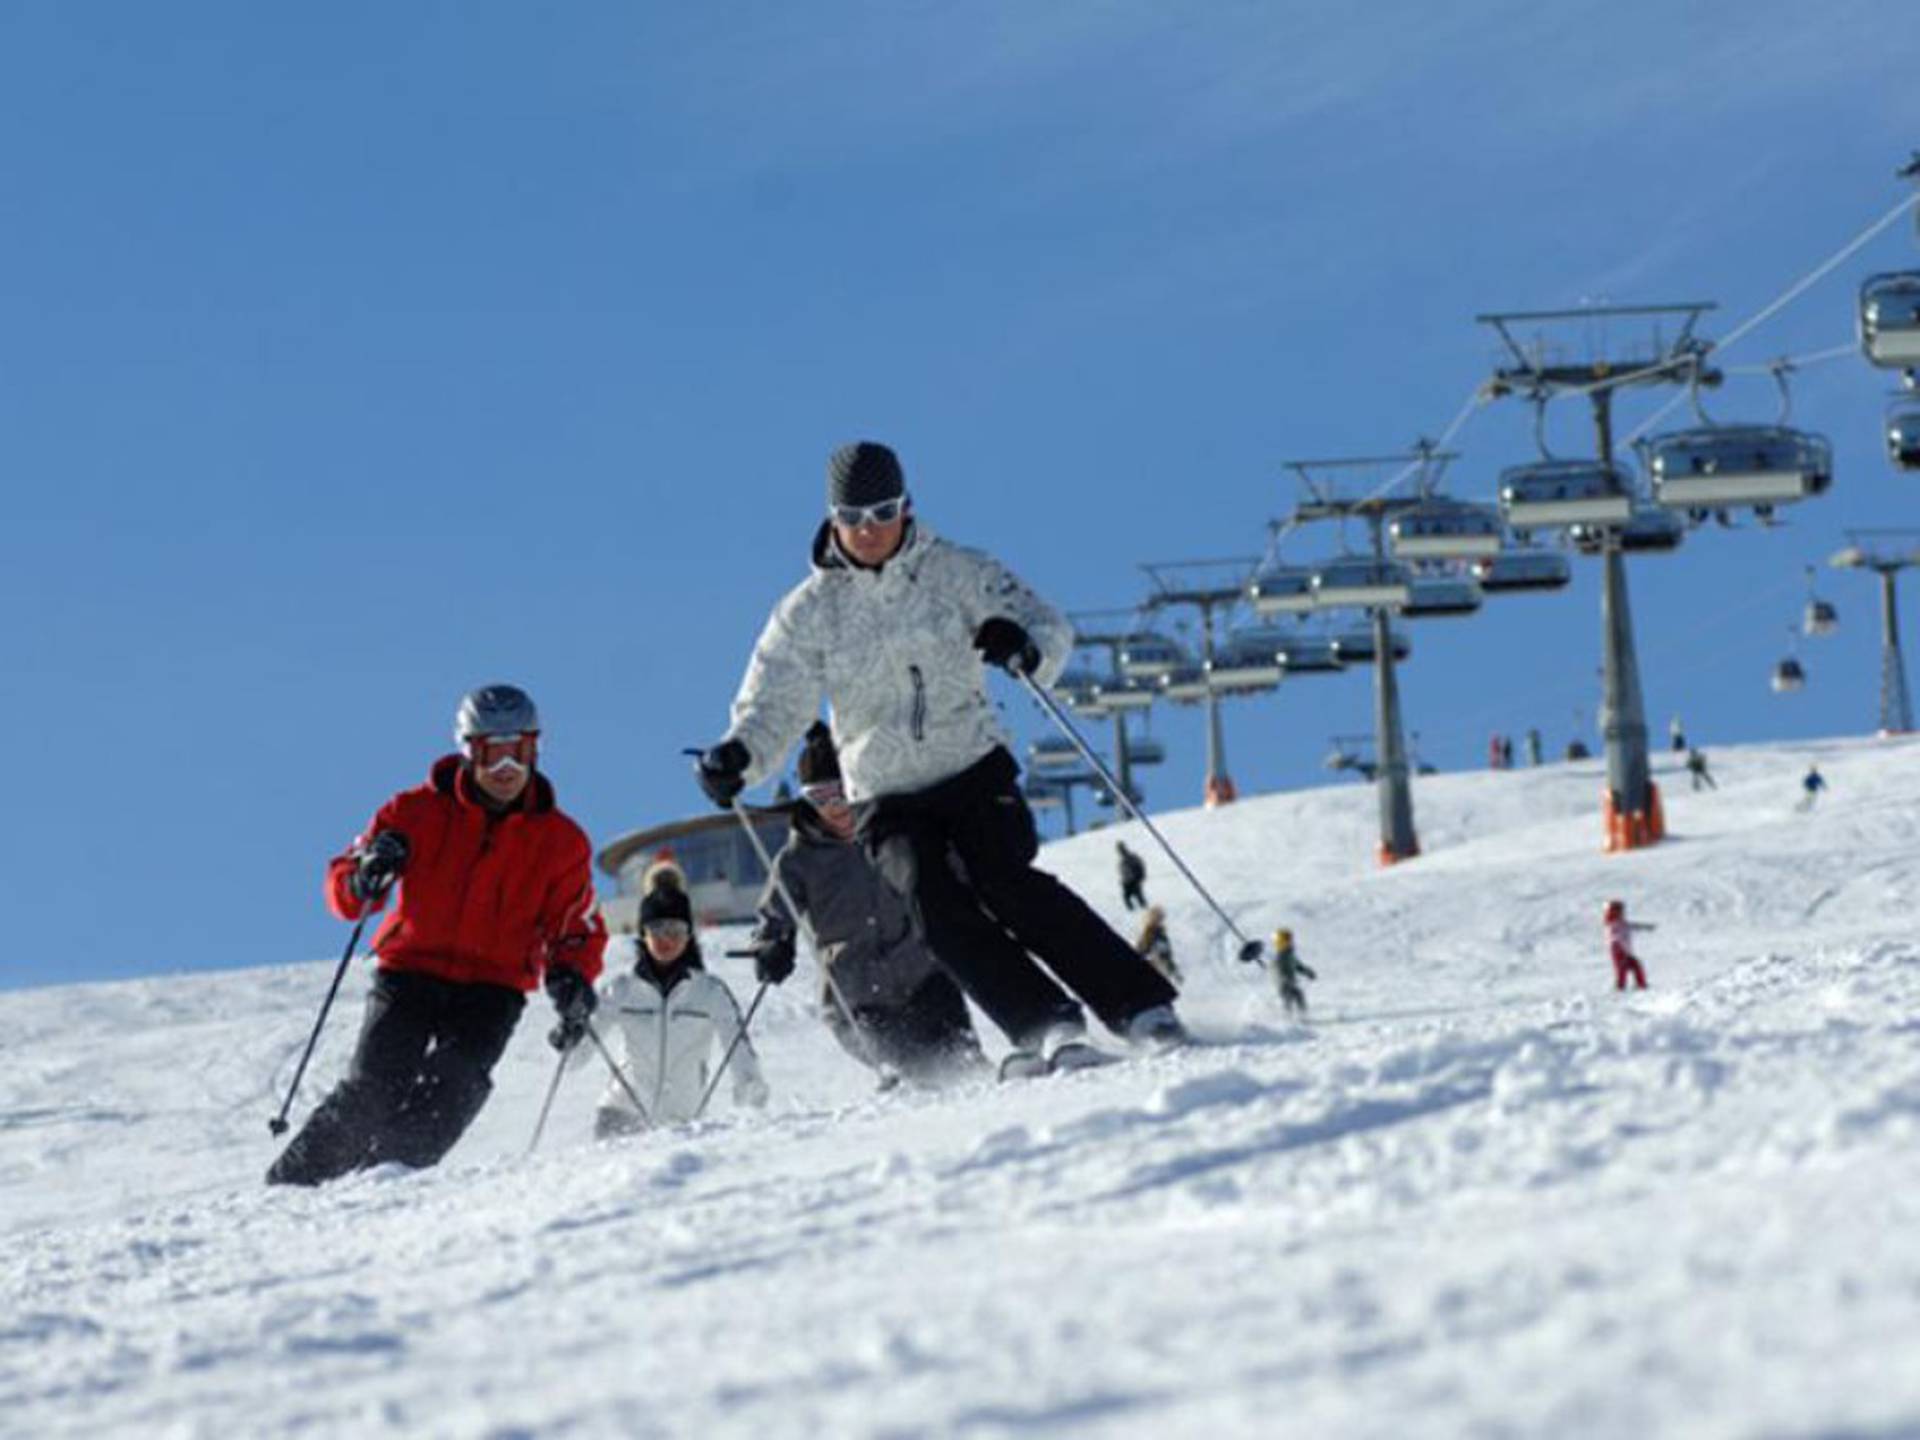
1116, 841, 1148, 911
1134, 906, 1180, 986
692, 439, 1185, 1078
745, 722, 986, 1088
1604, 899, 1653, 991
1686, 747, 1717, 791
1797, 764, 1827, 812
1525, 728, 1543, 768
578, 866, 767, 1136
1269, 927, 1317, 1019
1670, 715, 1687, 753
268, 685, 606, 1187
1566, 739, 1592, 761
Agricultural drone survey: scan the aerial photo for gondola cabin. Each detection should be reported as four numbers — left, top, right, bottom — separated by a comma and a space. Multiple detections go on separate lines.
1771, 658, 1806, 694
1246, 563, 1317, 615
1888, 402, 1920, 472
1499, 460, 1636, 530
1472, 549, 1572, 593
1387, 499, 1504, 560
1803, 599, 1838, 636
1309, 556, 1413, 609
1859, 272, 1920, 368
1644, 425, 1832, 512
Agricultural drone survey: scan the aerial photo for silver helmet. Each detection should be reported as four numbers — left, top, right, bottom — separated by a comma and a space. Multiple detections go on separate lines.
454, 684, 540, 744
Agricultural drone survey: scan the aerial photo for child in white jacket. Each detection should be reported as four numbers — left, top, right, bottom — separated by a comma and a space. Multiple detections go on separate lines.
580, 869, 768, 1136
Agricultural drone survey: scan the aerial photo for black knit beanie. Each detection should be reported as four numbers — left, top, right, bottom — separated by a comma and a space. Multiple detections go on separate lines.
796, 720, 841, 786
826, 441, 906, 509
639, 873, 693, 927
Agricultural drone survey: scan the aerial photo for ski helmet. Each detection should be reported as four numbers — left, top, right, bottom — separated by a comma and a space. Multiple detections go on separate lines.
1272, 926, 1293, 949
454, 684, 540, 744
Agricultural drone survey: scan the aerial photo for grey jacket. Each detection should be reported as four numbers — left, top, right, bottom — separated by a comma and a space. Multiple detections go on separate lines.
753, 813, 943, 1012
725, 521, 1073, 802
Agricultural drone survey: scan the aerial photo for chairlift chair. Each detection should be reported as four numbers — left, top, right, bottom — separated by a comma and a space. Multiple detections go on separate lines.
1117, 632, 1188, 680
1888, 401, 1920, 472
1472, 548, 1573, 593
1309, 555, 1414, 609
1387, 498, 1504, 560
1498, 459, 1636, 530
1246, 562, 1318, 616
1328, 625, 1412, 664
1859, 272, 1920, 368
1567, 504, 1685, 556
1274, 634, 1345, 673
1158, 663, 1212, 704
1055, 665, 1108, 715
1400, 574, 1484, 618
1025, 782, 1065, 812
1028, 736, 1085, 775
1644, 425, 1833, 512
1090, 673, 1157, 712
1203, 625, 1288, 690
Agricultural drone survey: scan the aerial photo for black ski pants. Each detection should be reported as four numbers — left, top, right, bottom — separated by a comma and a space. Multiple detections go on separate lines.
858, 748, 1176, 1049
266, 969, 524, 1187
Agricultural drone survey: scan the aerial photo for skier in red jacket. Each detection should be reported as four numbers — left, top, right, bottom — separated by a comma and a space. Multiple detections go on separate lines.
268, 685, 607, 1186
1604, 898, 1653, 991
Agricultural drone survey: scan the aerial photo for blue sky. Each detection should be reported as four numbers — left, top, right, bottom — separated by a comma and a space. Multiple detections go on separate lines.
3, 2, 1916, 988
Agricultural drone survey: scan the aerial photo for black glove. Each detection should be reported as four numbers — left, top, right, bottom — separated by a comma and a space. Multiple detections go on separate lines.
973, 617, 1041, 676
694, 739, 751, 808
544, 966, 596, 1051
748, 931, 797, 986
351, 831, 410, 902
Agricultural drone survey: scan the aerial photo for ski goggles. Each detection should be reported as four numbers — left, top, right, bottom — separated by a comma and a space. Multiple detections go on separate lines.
467, 732, 538, 769
801, 781, 848, 808
642, 918, 692, 941
827, 496, 907, 529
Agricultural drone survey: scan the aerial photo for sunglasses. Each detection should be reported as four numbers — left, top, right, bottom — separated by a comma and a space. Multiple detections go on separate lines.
801, 781, 847, 808
469, 733, 538, 768
642, 918, 691, 941
828, 496, 907, 528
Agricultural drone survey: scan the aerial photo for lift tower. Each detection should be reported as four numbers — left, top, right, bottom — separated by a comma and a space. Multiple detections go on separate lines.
1829, 530, 1920, 736
1479, 303, 1720, 851
1139, 559, 1261, 807
1282, 450, 1461, 865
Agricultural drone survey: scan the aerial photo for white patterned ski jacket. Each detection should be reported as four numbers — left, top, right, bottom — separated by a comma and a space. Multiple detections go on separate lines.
725, 521, 1073, 802
573, 940, 767, 1125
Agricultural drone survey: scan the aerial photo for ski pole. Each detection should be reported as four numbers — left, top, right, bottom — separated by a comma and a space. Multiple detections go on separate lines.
584, 1019, 654, 1128
268, 910, 372, 1136
526, 1046, 570, 1156
694, 979, 771, 1120
729, 798, 888, 1072
1016, 668, 1265, 963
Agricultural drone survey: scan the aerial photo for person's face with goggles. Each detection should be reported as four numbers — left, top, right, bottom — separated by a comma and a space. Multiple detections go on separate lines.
829, 495, 908, 568
642, 917, 691, 964
467, 731, 537, 804
802, 780, 856, 840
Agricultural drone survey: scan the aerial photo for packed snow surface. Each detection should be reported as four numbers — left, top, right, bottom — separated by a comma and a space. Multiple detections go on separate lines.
7, 739, 1920, 1438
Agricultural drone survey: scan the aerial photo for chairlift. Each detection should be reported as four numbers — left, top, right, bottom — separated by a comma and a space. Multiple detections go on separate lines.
1204, 625, 1288, 690
1644, 426, 1832, 512
1859, 271, 1920, 368
1117, 632, 1188, 680
1274, 634, 1345, 673
1888, 400, 1920, 472
1472, 548, 1572, 593
1055, 665, 1107, 714
1309, 555, 1413, 609
1771, 656, 1806, 694
1159, 663, 1212, 704
1246, 562, 1318, 615
1400, 574, 1483, 618
1568, 504, 1685, 556
1090, 673, 1158, 712
1387, 497, 1504, 560
1328, 625, 1412, 664
1498, 459, 1636, 530
1025, 781, 1065, 811
1028, 736, 1084, 775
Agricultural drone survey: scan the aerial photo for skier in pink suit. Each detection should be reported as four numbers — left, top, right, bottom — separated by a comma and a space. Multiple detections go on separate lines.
1604, 899, 1653, 990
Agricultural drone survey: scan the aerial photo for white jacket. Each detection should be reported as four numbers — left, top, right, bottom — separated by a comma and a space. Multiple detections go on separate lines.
577, 942, 768, 1125
726, 521, 1073, 803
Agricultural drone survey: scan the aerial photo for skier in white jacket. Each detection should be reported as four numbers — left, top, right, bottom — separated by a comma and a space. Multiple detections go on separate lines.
693, 440, 1185, 1074
577, 871, 768, 1136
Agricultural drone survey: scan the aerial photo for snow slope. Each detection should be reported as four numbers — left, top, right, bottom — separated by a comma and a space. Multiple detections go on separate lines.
7, 739, 1920, 1438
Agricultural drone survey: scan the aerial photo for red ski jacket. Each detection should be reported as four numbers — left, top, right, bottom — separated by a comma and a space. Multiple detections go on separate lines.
326, 756, 607, 992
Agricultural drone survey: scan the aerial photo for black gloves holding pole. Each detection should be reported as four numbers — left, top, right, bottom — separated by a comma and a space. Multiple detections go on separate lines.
973, 618, 1040, 676
544, 965, 598, 1052
350, 831, 411, 902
